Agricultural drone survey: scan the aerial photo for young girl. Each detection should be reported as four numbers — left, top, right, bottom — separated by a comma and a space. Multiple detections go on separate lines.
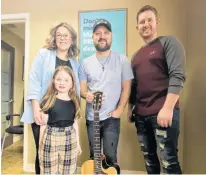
38, 66, 82, 174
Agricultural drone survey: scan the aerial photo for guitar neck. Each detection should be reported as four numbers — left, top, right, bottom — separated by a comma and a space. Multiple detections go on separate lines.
93, 111, 101, 173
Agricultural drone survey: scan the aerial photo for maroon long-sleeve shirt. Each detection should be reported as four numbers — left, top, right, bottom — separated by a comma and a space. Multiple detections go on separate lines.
129, 36, 186, 116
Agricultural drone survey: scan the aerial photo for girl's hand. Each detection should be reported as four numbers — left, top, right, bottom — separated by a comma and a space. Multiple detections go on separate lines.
77, 143, 82, 155
42, 113, 48, 124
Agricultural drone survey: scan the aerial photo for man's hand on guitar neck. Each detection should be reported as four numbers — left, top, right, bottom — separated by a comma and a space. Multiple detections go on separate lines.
83, 91, 105, 104
80, 81, 95, 103
84, 92, 94, 103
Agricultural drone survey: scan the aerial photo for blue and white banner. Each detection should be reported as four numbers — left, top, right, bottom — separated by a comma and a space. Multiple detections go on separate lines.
79, 9, 127, 62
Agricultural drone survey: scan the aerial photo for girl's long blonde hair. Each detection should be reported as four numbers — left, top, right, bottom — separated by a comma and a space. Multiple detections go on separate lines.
40, 66, 82, 119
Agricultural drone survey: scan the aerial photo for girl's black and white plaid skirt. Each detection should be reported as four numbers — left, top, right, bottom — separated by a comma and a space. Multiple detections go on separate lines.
39, 125, 78, 174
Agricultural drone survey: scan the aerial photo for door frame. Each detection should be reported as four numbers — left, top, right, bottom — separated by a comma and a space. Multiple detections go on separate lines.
1, 40, 15, 147
1, 13, 30, 172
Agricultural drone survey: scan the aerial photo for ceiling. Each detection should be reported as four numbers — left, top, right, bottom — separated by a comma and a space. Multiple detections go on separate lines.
2, 23, 25, 40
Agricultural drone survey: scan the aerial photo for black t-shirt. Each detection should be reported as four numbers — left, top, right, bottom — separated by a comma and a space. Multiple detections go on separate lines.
46, 98, 75, 127
55, 56, 73, 69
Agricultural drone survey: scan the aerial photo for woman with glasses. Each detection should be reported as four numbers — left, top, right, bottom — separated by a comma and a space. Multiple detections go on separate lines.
21, 22, 80, 174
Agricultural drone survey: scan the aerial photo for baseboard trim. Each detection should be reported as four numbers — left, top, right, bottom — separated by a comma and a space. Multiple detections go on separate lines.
24, 165, 146, 174
24, 163, 35, 173
120, 170, 146, 174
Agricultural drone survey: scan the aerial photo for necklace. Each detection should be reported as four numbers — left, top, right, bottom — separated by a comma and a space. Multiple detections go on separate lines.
96, 52, 111, 71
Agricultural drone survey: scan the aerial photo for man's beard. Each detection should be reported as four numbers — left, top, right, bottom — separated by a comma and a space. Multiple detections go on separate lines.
94, 39, 111, 52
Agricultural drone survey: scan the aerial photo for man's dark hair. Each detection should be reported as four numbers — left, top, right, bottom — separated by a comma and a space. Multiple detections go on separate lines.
136, 5, 158, 23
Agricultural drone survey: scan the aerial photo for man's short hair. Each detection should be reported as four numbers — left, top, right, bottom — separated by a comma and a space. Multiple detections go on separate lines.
136, 5, 158, 23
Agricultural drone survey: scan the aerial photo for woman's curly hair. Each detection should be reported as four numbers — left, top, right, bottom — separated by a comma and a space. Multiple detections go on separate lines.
44, 22, 79, 58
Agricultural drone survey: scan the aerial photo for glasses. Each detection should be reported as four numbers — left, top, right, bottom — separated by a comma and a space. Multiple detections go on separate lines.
56, 33, 72, 40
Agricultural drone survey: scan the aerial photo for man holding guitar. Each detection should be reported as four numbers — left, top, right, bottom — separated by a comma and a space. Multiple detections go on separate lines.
79, 19, 133, 174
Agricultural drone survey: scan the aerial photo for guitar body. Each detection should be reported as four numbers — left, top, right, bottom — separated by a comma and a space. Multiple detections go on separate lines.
81, 155, 120, 174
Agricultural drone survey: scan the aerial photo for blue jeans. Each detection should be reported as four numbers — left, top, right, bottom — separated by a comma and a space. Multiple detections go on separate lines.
135, 108, 182, 174
86, 117, 120, 165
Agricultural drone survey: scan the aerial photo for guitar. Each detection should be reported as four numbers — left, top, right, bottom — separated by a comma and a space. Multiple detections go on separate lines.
81, 91, 120, 174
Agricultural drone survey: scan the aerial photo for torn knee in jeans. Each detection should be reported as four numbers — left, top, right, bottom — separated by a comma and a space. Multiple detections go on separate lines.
143, 151, 149, 155
156, 129, 167, 138
140, 142, 144, 147
139, 142, 144, 151
162, 160, 170, 168
145, 160, 151, 166
139, 142, 149, 155
159, 142, 165, 150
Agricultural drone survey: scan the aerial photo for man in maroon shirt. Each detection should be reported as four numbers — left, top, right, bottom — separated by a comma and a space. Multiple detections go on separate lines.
128, 5, 186, 174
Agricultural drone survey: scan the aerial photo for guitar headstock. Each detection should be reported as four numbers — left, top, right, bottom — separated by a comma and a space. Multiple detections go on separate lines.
93, 91, 103, 111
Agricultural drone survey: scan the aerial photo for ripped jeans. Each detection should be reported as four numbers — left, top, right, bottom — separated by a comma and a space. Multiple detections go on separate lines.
135, 108, 182, 174
86, 117, 120, 165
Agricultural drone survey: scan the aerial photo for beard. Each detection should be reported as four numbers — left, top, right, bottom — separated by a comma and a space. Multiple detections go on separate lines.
94, 39, 111, 52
